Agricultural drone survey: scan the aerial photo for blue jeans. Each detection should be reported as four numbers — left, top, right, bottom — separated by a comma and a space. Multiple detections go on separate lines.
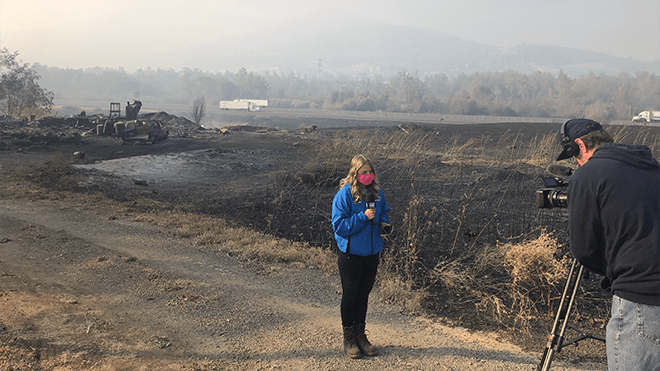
607, 295, 660, 371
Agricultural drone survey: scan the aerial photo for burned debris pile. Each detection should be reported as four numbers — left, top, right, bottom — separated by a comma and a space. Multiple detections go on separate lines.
0, 109, 201, 151
0, 115, 88, 150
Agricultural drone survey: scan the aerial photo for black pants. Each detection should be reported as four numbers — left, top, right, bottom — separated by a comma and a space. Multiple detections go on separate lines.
338, 249, 379, 327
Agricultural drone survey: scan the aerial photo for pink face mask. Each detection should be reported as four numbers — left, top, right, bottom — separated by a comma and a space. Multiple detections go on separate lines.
358, 173, 375, 185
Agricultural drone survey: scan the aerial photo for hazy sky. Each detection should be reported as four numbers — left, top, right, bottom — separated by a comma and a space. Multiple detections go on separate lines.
1, 0, 659, 72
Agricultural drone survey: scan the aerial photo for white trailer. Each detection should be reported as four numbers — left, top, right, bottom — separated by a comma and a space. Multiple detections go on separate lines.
238, 99, 268, 108
219, 100, 260, 111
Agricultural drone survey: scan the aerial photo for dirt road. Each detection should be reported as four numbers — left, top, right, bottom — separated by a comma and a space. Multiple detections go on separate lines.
0, 194, 605, 370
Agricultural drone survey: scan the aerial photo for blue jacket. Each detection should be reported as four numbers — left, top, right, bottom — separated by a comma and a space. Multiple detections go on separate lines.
332, 183, 390, 256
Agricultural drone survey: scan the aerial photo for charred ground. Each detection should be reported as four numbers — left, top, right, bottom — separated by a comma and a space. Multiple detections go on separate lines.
0, 111, 633, 369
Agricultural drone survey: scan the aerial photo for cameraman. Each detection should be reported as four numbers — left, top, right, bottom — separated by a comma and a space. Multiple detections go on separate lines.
556, 118, 660, 370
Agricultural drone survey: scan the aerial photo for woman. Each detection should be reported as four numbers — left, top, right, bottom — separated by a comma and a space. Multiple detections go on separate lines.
331, 154, 390, 358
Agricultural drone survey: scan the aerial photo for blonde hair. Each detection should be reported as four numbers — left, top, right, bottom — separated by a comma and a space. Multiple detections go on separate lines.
339, 154, 380, 203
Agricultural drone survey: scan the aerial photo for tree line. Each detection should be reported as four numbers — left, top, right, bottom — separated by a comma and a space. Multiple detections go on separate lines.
2, 48, 660, 121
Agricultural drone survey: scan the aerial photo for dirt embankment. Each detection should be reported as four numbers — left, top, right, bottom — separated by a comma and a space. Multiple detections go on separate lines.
0, 116, 607, 370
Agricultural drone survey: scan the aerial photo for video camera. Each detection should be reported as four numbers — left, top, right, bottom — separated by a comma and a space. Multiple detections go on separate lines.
536, 164, 572, 209
536, 177, 569, 209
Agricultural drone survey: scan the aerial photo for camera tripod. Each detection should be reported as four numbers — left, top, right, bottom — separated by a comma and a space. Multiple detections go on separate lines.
538, 258, 606, 371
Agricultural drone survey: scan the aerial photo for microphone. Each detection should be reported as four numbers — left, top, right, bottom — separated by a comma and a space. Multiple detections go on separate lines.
365, 192, 376, 210
547, 164, 574, 178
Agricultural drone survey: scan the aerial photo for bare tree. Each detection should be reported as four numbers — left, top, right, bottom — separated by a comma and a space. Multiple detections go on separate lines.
191, 95, 206, 125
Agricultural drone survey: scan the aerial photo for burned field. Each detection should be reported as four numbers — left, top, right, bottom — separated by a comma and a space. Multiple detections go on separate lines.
6, 111, 658, 366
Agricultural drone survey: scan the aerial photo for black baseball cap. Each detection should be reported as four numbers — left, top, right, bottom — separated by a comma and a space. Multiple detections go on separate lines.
556, 118, 603, 161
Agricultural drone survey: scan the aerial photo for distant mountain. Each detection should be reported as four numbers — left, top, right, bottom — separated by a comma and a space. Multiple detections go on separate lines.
499, 44, 660, 76
152, 18, 660, 78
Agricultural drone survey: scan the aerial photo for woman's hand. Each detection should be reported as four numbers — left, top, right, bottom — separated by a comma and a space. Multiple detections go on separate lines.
365, 209, 375, 220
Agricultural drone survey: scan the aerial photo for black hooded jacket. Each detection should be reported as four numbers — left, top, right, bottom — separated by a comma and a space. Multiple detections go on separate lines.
568, 143, 660, 306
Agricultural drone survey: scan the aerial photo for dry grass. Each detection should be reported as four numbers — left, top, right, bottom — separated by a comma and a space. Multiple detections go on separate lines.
274, 125, 624, 321
291, 126, 561, 319
133, 209, 337, 272
501, 230, 568, 293
500, 230, 570, 332
609, 124, 660, 152
430, 229, 569, 333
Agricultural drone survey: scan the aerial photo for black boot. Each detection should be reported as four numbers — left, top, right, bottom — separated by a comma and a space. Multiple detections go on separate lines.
342, 325, 362, 359
355, 323, 378, 356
